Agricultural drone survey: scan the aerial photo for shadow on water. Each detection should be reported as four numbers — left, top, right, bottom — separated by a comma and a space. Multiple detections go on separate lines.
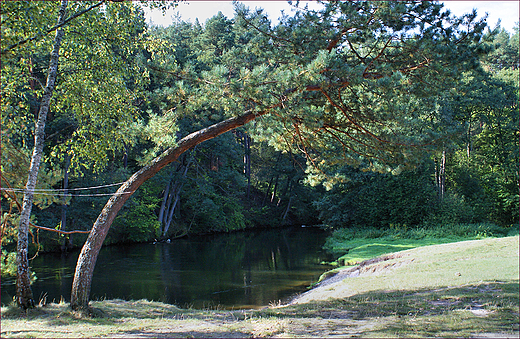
1, 226, 333, 309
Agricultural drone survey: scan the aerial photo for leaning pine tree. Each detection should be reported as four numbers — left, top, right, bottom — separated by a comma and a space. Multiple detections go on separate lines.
70, 1, 488, 313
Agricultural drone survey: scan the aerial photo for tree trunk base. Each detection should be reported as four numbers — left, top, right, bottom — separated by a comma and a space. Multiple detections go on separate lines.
71, 305, 96, 318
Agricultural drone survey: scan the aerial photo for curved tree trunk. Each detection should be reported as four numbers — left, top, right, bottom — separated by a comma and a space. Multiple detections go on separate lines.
70, 109, 266, 313
16, 0, 68, 309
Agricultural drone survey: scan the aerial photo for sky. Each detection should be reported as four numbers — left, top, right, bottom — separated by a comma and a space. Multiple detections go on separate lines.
144, 1, 519, 34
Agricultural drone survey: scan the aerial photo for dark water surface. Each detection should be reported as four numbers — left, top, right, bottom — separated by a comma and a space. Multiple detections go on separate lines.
2, 227, 333, 309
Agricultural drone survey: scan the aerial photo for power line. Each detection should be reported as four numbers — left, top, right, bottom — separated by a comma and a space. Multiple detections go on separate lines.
1, 181, 133, 197
1, 189, 132, 197
3, 181, 126, 192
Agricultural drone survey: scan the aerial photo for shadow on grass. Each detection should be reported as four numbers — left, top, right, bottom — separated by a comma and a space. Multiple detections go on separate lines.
275, 281, 519, 318
265, 281, 519, 337
362, 309, 520, 338
112, 329, 252, 338
2, 281, 518, 338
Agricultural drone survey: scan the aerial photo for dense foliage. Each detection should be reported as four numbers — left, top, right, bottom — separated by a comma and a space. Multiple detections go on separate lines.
1, 1, 518, 298
315, 25, 519, 230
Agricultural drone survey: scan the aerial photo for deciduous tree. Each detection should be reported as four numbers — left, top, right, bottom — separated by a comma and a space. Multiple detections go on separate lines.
1, 0, 150, 308
13, 0, 68, 310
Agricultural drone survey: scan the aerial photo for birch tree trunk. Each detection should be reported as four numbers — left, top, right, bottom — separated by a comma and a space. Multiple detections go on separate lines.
70, 109, 266, 313
439, 149, 446, 199
16, 0, 68, 309
60, 151, 71, 252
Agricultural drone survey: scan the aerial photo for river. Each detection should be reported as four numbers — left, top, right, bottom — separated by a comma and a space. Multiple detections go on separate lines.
1, 226, 333, 309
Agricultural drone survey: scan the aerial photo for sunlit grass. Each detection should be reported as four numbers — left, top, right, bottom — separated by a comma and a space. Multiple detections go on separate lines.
297, 236, 519, 303
323, 223, 518, 266
1, 236, 518, 338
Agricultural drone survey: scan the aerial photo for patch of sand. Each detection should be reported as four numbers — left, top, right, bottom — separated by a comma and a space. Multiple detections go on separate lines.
290, 253, 413, 304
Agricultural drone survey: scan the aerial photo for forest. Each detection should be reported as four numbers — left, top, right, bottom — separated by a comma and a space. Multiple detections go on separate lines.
1, 0, 518, 313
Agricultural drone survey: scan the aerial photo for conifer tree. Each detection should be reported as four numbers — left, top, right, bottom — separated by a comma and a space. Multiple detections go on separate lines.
70, 1, 489, 312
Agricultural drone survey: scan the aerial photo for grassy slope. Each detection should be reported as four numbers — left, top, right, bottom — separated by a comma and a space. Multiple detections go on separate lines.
1, 236, 518, 338
294, 235, 519, 303
323, 223, 518, 266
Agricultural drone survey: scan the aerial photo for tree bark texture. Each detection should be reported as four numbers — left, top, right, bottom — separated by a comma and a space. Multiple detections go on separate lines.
233, 130, 252, 200
70, 109, 266, 313
16, 0, 68, 309
281, 196, 292, 221
163, 158, 190, 237
271, 175, 280, 203
60, 151, 71, 252
157, 165, 175, 225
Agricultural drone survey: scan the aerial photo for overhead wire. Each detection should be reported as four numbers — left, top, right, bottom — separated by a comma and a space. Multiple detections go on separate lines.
4, 181, 126, 192
1, 181, 133, 197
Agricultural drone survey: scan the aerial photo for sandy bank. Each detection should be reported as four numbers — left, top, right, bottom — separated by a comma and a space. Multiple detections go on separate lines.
290, 236, 519, 304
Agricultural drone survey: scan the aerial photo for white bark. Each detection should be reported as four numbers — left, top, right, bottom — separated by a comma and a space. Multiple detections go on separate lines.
16, 0, 68, 309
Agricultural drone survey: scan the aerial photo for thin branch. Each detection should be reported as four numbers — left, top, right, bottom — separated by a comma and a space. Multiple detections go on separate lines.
319, 87, 387, 144
346, 38, 365, 62
1, 1, 105, 55
30, 223, 91, 234
323, 124, 381, 153
0, 174, 91, 235
321, 125, 384, 162
363, 36, 394, 77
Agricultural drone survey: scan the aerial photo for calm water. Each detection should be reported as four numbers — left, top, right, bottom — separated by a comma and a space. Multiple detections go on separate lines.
1, 227, 333, 309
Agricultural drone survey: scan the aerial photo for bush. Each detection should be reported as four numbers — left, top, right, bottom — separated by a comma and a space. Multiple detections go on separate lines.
109, 187, 161, 244
422, 192, 477, 226
314, 163, 439, 229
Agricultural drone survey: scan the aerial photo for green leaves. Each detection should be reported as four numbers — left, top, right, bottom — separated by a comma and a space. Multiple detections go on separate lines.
143, 112, 179, 149
4, 1, 515, 252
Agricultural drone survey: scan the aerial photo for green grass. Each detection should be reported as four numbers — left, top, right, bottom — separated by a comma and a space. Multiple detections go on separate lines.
323, 223, 518, 266
297, 235, 519, 303
1, 235, 518, 338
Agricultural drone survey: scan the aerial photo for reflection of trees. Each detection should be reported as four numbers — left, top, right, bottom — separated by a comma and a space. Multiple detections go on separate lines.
157, 229, 314, 307
159, 243, 183, 304
78, 244, 166, 302
1, 228, 330, 307
243, 245, 252, 300
0, 250, 81, 304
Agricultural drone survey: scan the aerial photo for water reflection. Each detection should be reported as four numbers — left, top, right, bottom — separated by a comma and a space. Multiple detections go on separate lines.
1, 227, 332, 309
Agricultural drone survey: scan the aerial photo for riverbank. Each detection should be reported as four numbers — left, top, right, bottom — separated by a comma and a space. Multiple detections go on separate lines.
291, 235, 519, 304
2, 236, 518, 338
1, 226, 332, 309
